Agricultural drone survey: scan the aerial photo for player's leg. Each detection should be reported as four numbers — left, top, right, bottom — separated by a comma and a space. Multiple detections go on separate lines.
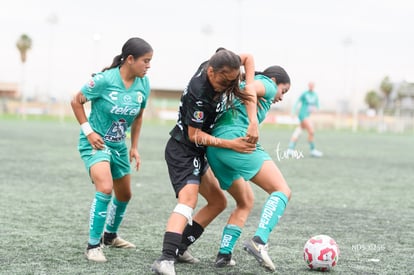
177, 167, 227, 263
216, 178, 254, 267
288, 126, 302, 151
86, 161, 113, 262
302, 118, 323, 157
243, 160, 291, 271
195, 167, 227, 227
152, 138, 200, 274
102, 174, 135, 248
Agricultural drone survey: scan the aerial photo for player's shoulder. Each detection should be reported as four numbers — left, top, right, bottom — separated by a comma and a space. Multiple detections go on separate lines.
188, 73, 211, 100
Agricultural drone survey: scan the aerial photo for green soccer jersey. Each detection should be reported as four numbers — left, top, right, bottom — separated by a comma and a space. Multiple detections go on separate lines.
80, 67, 150, 145
207, 75, 277, 190
293, 90, 319, 121
212, 75, 277, 137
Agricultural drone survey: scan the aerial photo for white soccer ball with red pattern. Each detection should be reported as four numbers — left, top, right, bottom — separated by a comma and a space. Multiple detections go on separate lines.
303, 234, 339, 271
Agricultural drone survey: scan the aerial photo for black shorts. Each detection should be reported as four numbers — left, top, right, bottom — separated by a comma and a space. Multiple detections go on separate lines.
165, 137, 209, 198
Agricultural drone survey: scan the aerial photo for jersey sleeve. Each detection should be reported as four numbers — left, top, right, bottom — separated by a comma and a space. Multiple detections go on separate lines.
262, 78, 277, 101
182, 86, 206, 129
80, 72, 107, 101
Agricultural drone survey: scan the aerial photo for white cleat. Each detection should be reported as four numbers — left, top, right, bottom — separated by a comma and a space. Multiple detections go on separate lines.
243, 239, 275, 272
310, 149, 323, 157
177, 249, 200, 264
102, 236, 136, 248
151, 259, 176, 275
85, 246, 107, 263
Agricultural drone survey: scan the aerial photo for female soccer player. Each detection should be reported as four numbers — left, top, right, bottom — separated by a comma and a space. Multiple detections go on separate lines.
71, 37, 153, 262
151, 48, 258, 275
287, 81, 323, 157
206, 66, 292, 272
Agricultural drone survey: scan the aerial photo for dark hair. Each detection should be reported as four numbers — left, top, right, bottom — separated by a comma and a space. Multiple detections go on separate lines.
207, 49, 252, 105
102, 37, 153, 72
259, 65, 290, 85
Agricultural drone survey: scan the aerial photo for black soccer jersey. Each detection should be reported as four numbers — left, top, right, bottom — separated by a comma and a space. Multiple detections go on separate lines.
169, 61, 226, 151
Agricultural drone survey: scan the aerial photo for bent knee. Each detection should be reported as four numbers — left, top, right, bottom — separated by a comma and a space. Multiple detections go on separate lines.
208, 194, 227, 213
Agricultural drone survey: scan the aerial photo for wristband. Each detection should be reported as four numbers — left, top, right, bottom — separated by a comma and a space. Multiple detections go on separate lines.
81, 122, 93, 136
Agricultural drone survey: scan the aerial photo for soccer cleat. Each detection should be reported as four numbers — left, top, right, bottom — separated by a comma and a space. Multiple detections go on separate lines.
151, 259, 176, 275
243, 239, 275, 272
85, 246, 107, 262
102, 235, 136, 248
177, 249, 200, 264
310, 149, 323, 157
215, 253, 236, 268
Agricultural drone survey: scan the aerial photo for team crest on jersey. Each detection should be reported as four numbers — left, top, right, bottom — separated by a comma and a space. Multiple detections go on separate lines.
104, 118, 127, 142
192, 111, 204, 123
88, 79, 95, 89
137, 92, 144, 104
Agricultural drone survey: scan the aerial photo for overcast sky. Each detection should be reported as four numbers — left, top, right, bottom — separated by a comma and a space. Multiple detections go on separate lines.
1, 0, 413, 110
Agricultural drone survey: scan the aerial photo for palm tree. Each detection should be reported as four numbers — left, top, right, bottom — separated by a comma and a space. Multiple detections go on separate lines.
380, 76, 393, 110
365, 90, 381, 111
16, 34, 32, 119
16, 34, 32, 63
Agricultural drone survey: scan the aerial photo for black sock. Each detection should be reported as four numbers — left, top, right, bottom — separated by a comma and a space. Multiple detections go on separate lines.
179, 221, 204, 255
161, 232, 182, 260
253, 235, 265, 245
87, 243, 100, 250
103, 232, 117, 244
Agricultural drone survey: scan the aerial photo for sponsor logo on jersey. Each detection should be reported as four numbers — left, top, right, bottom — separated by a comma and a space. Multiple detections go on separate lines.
192, 111, 204, 123
110, 105, 139, 116
109, 91, 118, 100
104, 118, 127, 142
123, 94, 132, 103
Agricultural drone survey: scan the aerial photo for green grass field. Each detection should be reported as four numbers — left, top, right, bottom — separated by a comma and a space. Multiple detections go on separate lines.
1, 117, 413, 275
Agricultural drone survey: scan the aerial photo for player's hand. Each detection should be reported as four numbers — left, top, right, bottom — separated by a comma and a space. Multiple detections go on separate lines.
245, 120, 259, 144
129, 149, 141, 171
231, 137, 256, 153
87, 132, 105, 150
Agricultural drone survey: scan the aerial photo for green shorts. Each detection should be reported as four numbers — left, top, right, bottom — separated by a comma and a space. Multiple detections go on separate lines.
78, 136, 130, 180
206, 131, 271, 190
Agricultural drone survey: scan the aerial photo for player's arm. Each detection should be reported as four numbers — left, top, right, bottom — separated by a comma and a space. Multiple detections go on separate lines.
129, 109, 144, 171
70, 91, 104, 149
187, 126, 255, 153
239, 53, 258, 144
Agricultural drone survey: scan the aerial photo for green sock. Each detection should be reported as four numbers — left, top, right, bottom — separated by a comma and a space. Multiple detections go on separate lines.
309, 141, 315, 150
254, 192, 288, 244
105, 196, 128, 233
288, 141, 296, 149
219, 224, 242, 255
88, 192, 111, 245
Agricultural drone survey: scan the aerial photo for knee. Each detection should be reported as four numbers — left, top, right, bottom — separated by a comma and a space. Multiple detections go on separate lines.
214, 194, 227, 212
99, 187, 113, 196
119, 192, 132, 202
238, 198, 254, 212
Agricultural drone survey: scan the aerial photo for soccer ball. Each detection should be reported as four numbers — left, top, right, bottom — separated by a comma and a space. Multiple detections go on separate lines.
303, 234, 339, 271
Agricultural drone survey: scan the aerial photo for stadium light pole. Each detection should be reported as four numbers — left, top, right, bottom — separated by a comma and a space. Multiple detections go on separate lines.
46, 13, 58, 106
342, 36, 357, 131
201, 24, 213, 57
